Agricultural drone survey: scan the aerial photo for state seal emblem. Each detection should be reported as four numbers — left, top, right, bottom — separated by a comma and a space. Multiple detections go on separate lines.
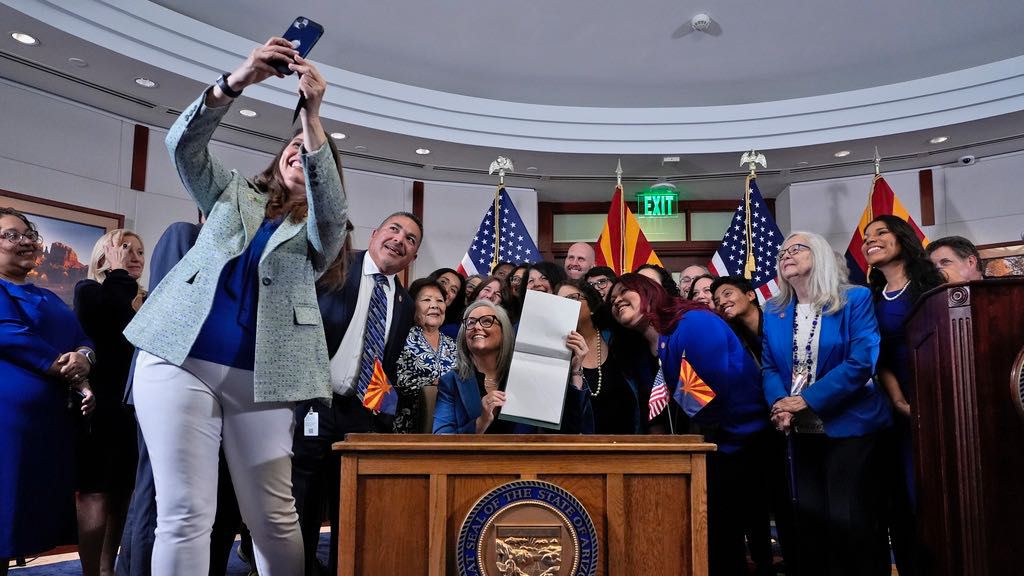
456, 480, 598, 576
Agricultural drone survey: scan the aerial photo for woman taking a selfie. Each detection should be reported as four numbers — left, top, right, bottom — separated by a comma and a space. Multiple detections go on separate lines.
124, 37, 348, 575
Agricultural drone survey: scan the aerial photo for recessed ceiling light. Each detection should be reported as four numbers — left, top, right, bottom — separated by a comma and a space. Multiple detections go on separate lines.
796, 161, 809, 166
354, 145, 367, 152
134, 77, 158, 88
929, 136, 949, 144
526, 166, 538, 171
330, 132, 346, 140
833, 150, 851, 158
238, 109, 258, 118
11, 32, 38, 46
415, 148, 430, 155
67, 57, 88, 67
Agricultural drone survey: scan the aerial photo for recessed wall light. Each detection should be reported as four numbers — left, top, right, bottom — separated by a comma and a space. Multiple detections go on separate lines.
526, 166, 538, 171
929, 136, 949, 144
134, 77, 158, 88
238, 109, 258, 118
796, 161, 809, 166
67, 57, 88, 67
415, 148, 430, 155
11, 32, 39, 45
833, 150, 851, 158
354, 145, 367, 152
330, 132, 346, 140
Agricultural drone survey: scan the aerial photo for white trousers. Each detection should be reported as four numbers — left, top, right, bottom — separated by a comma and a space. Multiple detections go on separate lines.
133, 351, 303, 576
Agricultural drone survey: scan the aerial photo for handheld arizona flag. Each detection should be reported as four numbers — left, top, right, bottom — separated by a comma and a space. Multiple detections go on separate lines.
595, 185, 663, 275
648, 359, 670, 421
362, 358, 397, 415
708, 176, 783, 303
844, 175, 928, 285
458, 188, 540, 276
672, 353, 716, 417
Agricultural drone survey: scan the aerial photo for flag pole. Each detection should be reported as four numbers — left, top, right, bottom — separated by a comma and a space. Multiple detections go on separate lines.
488, 156, 514, 272
739, 151, 767, 280
616, 159, 625, 275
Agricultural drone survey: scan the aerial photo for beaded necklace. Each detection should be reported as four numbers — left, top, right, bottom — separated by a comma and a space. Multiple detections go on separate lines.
588, 336, 603, 397
791, 303, 821, 395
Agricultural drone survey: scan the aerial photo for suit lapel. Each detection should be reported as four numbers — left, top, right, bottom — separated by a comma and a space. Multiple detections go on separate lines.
458, 374, 483, 420
260, 218, 305, 265
237, 182, 267, 246
816, 307, 841, 377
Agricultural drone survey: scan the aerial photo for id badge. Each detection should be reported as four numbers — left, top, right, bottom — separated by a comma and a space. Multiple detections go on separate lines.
303, 408, 319, 437
791, 371, 809, 396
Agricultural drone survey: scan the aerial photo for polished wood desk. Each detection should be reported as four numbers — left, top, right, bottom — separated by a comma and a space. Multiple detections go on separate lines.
333, 434, 715, 576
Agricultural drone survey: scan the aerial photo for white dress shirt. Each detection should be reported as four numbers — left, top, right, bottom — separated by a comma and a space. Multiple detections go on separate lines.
330, 255, 396, 396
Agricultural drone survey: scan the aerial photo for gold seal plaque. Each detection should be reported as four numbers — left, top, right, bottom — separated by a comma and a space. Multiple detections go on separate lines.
456, 481, 598, 576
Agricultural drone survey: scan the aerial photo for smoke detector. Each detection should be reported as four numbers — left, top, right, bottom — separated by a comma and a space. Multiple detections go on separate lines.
691, 13, 712, 32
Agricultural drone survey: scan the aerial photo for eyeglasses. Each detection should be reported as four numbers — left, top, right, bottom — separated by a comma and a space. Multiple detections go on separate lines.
1, 230, 43, 245
588, 278, 610, 289
561, 292, 584, 301
464, 315, 498, 330
776, 243, 810, 262
509, 275, 523, 285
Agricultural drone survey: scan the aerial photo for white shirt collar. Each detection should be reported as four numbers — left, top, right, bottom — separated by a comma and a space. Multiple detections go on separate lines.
363, 253, 396, 289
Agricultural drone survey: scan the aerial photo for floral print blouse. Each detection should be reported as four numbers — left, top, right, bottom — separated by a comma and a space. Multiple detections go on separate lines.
394, 326, 457, 433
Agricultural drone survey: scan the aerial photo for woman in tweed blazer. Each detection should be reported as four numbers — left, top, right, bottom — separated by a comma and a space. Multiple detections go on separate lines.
124, 38, 347, 575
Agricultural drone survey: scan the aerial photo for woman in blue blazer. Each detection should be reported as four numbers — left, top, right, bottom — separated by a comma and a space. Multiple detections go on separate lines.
608, 273, 769, 576
124, 38, 347, 576
763, 231, 892, 576
432, 300, 592, 434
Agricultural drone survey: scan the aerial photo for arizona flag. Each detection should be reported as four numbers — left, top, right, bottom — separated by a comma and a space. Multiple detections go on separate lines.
844, 175, 928, 285
457, 188, 540, 276
595, 185, 663, 275
362, 358, 397, 415
672, 353, 716, 417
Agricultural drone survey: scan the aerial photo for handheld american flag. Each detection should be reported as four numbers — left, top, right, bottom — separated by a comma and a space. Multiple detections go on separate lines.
844, 175, 928, 285
457, 188, 540, 276
648, 359, 670, 421
708, 177, 783, 303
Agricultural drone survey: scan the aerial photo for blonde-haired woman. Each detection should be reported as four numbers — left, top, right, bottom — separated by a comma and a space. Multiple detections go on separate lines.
73, 228, 146, 576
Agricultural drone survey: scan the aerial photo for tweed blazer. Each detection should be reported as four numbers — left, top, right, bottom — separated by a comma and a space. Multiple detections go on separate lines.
124, 91, 348, 402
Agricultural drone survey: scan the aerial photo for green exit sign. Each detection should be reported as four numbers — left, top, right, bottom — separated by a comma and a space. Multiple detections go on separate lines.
637, 189, 678, 218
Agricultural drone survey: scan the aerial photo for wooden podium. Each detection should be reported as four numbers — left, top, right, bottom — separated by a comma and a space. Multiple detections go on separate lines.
332, 434, 715, 576
906, 278, 1024, 576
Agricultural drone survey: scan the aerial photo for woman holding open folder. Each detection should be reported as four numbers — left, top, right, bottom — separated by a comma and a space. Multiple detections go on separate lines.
432, 300, 592, 434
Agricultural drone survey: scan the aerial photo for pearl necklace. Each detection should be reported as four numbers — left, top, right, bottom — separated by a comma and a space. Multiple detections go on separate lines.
882, 280, 910, 301
588, 336, 603, 397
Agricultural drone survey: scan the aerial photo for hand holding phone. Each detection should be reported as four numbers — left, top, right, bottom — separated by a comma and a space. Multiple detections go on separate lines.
274, 17, 324, 76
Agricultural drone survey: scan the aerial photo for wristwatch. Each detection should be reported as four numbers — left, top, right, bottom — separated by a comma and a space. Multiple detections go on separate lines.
76, 348, 96, 365
216, 73, 243, 98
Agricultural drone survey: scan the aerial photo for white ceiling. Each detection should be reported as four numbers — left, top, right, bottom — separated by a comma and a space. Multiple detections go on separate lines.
2, 0, 1024, 201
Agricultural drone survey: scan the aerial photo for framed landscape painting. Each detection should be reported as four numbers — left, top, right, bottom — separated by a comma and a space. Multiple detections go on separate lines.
1, 189, 124, 304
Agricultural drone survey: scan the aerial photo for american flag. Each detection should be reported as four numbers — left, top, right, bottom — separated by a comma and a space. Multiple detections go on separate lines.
648, 359, 669, 421
457, 188, 540, 276
708, 177, 783, 303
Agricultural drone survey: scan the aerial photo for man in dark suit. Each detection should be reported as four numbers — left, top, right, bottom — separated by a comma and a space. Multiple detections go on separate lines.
292, 212, 421, 576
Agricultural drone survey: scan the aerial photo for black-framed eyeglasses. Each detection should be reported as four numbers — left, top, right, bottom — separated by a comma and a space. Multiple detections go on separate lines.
588, 278, 610, 289
509, 276, 523, 285
776, 243, 810, 262
464, 315, 498, 330
562, 292, 584, 301
1, 230, 43, 245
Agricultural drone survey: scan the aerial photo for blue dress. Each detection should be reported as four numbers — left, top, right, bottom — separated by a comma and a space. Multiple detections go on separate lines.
0, 278, 92, 557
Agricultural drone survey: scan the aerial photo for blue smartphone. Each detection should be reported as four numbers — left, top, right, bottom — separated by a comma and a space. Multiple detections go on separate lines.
275, 16, 324, 76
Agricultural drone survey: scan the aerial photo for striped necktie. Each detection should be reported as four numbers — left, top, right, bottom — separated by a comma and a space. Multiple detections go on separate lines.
356, 273, 390, 410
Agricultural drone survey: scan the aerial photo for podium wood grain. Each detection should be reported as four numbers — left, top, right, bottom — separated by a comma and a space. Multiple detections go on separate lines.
333, 434, 714, 576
